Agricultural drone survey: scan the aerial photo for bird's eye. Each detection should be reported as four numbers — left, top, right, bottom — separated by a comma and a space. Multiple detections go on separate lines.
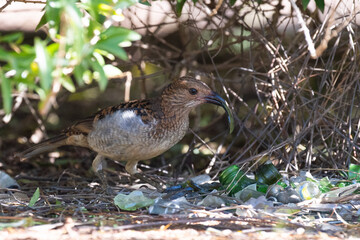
189, 88, 198, 95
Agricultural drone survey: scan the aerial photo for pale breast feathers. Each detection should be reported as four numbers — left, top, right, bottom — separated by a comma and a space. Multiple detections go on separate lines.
87, 110, 157, 154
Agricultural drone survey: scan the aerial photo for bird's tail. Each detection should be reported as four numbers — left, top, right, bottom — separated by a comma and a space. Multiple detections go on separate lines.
19, 134, 68, 159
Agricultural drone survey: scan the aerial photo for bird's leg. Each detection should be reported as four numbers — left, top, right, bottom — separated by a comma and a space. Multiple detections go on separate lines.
92, 154, 113, 194
125, 160, 165, 191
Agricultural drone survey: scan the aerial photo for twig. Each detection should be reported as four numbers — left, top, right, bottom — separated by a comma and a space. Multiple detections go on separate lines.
23, 95, 47, 134
209, 0, 224, 16
11, 0, 45, 3
189, 128, 222, 163
205, 141, 223, 174
314, 2, 357, 58
112, 217, 237, 230
0, 0, 45, 13
124, 71, 133, 102
290, 0, 316, 58
0, 0, 13, 12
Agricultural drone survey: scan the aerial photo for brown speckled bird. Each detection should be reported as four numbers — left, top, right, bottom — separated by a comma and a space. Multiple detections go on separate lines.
20, 76, 234, 190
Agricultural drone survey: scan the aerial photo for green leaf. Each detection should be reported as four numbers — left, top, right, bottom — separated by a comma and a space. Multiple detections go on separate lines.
100, 26, 141, 42
92, 51, 105, 65
176, 0, 186, 17
318, 177, 333, 193
229, 0, 236, 6
103, 64, 123, 79
80, 0, 105, 24
28, 187, 40, 207
315, 0, 324, 12
349, 164, 360, 180
35, 87, 47, 101
34, 38, 53, 92
44, 0, 62, 38
302, 0, 310, 10
64, 2, 84, 49
35, 13, 47, 31
0, 68, 12, 114
7, 51, 36, 80
73, 64, 85, 86
46, 42, 60, 55
0, 47, 10, 62
95, 39, 128, 60
139, 0, 151, 6
60, 75, 76, 92
95, 27, 140, 60
89, 57, 108, 90
0, 32, 23, 44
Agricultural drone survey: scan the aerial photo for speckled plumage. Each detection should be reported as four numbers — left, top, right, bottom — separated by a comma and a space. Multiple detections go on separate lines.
20, 76, 233, 189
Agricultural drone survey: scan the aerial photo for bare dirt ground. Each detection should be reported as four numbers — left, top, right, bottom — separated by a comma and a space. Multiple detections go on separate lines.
0, 151, 358, 240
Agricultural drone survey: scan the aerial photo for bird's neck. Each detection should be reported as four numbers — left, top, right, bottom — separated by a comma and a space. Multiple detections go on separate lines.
158, 95, 191, 121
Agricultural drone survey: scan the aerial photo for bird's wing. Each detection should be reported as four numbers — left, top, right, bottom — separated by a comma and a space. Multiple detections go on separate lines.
64, 98, 160, 136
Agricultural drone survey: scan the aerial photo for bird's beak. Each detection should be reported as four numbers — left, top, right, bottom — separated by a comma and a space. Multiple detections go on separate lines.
204, 92, 234, 134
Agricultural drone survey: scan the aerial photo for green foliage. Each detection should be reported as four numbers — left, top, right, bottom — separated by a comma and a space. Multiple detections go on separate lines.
34, 38, 53, 92
348, 164, 360, 180
302, 0, 310, 9
0, 68, 11, 114
28, 187, 40, 207
176, 0, 187, 17
0, 0, 140, 114
302, 0, 324, 12
139, 0, 151, 6
174, 0, 201, 16
314, 0, 325, 12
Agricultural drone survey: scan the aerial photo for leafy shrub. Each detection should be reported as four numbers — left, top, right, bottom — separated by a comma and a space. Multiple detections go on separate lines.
0, 0, 140, 116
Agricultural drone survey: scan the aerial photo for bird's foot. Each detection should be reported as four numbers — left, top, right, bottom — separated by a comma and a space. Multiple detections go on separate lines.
133, 173, 166, 192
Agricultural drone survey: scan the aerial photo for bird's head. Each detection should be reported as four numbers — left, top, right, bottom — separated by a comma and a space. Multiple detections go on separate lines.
162, 76, 234, 133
